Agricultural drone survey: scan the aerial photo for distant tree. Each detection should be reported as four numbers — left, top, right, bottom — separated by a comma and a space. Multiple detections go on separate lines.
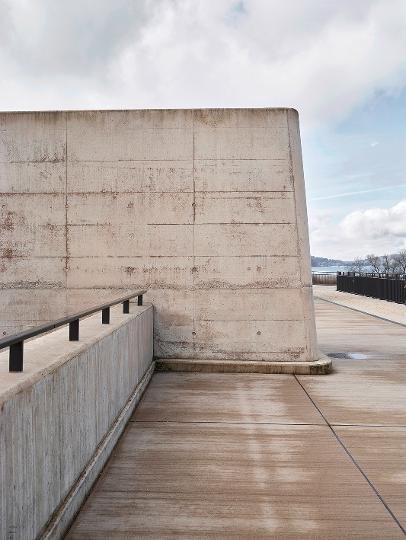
381, 254, 391, 274
365, 253, 381, 273
394, 249, 406, 274
350, 257, 366, 273
381, 254, 400, 274
390, 258, 401, 274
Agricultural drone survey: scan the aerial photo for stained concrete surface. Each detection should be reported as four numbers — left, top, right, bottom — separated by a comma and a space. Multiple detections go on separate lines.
66, 298, 406, 538
0, 108, 318, 364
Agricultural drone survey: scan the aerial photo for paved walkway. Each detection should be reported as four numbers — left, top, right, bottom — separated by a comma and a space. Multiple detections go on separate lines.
314, 284, 406, 326
67, 298, 406, 539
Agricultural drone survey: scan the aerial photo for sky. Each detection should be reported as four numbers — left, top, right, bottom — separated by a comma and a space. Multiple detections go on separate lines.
1, 0, 406, 260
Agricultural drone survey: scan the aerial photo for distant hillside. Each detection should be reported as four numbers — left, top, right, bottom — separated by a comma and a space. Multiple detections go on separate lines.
311, 256, 353, 267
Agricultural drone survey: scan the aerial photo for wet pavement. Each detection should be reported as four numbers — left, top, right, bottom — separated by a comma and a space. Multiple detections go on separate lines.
66, 297, 406, 539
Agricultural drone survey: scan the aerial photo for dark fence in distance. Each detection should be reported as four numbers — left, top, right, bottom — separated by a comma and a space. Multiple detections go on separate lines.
337, 272, 406, 304
312, 272, 337, 285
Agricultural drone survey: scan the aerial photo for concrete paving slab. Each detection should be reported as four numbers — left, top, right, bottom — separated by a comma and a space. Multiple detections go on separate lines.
67, 422, 402, 539
335, 426, 406, 527
298, 299, 406, 426
133, 372, 323, 425
67, 493, 403, 540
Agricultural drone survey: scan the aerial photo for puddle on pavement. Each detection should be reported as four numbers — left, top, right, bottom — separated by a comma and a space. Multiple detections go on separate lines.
327, 352, 368, 360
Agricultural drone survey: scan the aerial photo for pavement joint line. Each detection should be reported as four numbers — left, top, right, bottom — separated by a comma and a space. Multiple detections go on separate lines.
293, 374, 406, 536
131, 419, 406, 428
315, 295, 406, 330
130, 419, 327, 426
330, 423, 406, 429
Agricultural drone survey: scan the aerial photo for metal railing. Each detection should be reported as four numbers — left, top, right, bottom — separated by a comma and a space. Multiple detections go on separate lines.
312, 272, 337, 285
0, 289, 146, 373
337, 272, 406, 304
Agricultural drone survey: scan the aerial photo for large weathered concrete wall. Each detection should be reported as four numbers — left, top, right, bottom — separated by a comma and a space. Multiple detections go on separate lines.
0, 304, 153, 540
0, 108, 318, 363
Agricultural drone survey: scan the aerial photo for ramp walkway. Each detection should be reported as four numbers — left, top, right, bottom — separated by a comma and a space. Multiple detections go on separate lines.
66, 298, 406, 539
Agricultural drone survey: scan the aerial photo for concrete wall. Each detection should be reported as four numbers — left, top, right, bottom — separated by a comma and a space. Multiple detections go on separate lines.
0, 304, 153, 540
0, 108, 318, 362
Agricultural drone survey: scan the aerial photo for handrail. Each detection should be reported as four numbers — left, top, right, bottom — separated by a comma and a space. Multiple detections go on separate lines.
0, 289, 146, 373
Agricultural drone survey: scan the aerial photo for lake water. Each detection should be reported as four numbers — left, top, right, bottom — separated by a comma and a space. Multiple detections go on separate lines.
311, 265, 350, 274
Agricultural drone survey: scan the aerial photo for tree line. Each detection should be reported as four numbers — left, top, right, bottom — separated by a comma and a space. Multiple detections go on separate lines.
350, 249, 406, 274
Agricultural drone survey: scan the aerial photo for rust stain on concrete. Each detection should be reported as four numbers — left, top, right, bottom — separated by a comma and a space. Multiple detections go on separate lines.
2, 247, 13, 259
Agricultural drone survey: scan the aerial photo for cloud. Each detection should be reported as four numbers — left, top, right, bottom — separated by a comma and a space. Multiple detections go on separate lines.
310, 199, 406, 259
311, 183, 406, 201
0, 0, 150, 76
1, 0, 406, 260
341, 200, 406, 240
0, 0, 406, 127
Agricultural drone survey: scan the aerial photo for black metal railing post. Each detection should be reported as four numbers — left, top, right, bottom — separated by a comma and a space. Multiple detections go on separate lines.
123, 299, 130, 314
69, 319, 79, 341
9, 341, 23, 372
102, 307, 110, 324
138, 295, 143, 306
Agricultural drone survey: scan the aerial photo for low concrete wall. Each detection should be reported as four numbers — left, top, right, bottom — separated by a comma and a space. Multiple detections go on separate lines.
0, 304, 153, 540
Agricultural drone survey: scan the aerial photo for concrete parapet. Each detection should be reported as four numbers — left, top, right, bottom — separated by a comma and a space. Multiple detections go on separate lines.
0, 304, 153, 540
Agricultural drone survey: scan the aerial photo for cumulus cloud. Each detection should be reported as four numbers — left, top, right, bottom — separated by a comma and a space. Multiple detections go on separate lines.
342, 200, 406, 239
0, 0, 406, 126
310, 199, 406, 259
